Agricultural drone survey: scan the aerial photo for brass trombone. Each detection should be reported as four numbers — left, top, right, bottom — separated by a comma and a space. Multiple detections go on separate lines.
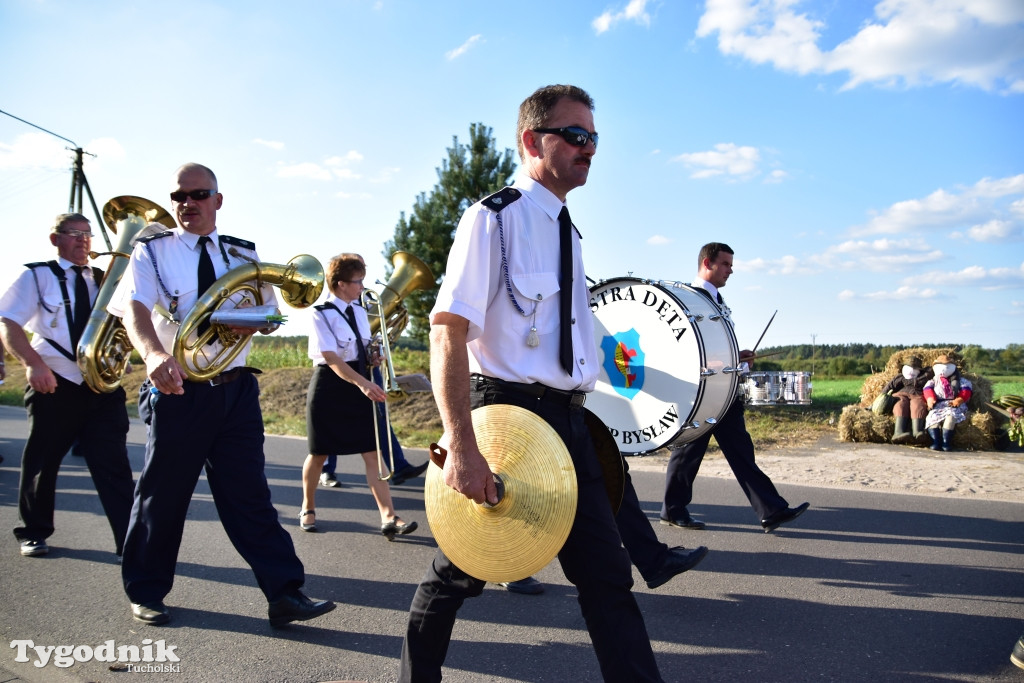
362, 287, 401, 481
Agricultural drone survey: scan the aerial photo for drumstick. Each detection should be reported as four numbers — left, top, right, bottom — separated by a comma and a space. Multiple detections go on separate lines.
745, 350, 783, 362
750, 310, 777, 354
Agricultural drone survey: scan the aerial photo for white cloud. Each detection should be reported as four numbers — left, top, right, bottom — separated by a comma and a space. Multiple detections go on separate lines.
446, 34, 483, 60
593, 0, 652, 34
861, 285, 940, 300
253, 138, 285, 151
764, 169, 789, 184
326, 151, 364, 165
671, 142, 762, 180
852, 174, 1024, 240
332, 168, 362, 180
823, 237, 944, 271
276, 162, 332, 181
914, 261, 1024, 289
737, 254, 817, 276
0, 132, 80, 169
647, 234, 672, 245
696, 0, 1024, 93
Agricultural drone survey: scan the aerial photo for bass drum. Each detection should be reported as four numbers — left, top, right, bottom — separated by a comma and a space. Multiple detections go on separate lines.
588, 278, 741, 456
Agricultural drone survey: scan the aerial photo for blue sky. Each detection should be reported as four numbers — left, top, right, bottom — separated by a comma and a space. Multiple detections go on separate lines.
2, 0, 1022, 349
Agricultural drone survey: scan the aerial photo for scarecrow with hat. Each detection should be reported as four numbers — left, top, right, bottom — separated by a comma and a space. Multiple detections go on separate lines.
923, 354, 974, 451
880, 355, 934, 444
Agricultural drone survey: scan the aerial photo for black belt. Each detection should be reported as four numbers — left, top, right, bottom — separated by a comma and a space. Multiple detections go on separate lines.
471, 374, 586, 409
205, 366, 261, 387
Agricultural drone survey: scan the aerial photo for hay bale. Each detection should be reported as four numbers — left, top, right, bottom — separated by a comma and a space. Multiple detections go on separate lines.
844, 347, 1000, 448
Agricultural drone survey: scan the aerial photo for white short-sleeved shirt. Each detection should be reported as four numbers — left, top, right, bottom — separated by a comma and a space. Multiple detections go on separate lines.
0, 257, 99, 384
107, 226, 277, 375
430, 172, 597, 392
308, 294, 371, 365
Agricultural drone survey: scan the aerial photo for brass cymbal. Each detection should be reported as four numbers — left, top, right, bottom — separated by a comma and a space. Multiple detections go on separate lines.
584, 408, 625, 514
425, 404, 577, 583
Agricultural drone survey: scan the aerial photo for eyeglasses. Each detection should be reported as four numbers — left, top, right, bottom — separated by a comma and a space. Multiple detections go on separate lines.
59, 229, 93, 240
344, 279, 364, 285
170, 189, 217, 202
533, 126, 598, 149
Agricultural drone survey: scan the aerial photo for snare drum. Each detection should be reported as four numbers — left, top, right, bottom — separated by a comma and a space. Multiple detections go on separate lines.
742, 371, 812, 405
587, 278, 740, 455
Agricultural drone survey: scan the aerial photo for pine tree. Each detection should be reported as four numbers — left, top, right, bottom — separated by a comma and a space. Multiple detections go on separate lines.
383, 123, 517, 345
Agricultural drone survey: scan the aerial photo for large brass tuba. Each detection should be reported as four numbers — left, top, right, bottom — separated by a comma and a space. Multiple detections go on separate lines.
77, 196, 176, 393
173, 253, 324, 381
366, 251, 435, 341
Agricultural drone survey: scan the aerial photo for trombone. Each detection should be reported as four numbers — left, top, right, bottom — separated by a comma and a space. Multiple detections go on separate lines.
362, 287, 401, 481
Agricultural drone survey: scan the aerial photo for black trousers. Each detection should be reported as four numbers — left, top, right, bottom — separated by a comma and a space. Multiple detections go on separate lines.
662, 398, 787, 522
615, 457, 670, 580
14, 375, 134, 554
121, 373, 304, 605
399, 378, 663, 683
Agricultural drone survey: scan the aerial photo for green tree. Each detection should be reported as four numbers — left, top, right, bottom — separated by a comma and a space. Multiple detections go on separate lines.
383, 123, 517, 344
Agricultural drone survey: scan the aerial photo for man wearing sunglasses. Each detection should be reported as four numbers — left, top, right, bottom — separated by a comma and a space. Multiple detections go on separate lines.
0, 214, 135, 559
107, 163, 334, 628
400, 85, 665, 682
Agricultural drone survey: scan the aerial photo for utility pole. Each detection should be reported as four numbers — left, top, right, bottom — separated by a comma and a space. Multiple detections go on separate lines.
810, 333, 817, 376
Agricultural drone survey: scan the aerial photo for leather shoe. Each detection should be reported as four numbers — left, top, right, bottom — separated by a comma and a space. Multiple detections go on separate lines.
380, 518, 418, 541
131, 601, 170, 625
645, 546, 709, 589
761, 502, 810, 533
20, 539, 49, 557
498, 577, 545, 595
268, 590, 335, 628
390, 461, 429, 486
659, 514, 706, 530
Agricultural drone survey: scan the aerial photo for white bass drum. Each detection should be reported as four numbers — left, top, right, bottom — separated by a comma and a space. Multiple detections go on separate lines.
587, 278, 741, 455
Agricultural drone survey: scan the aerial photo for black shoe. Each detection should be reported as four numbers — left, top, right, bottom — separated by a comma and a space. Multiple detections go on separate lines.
380, 518, 418, 541
131, 601, 170, 625
499, 577, 545, 595
645, 546, 709, 589
268, 590, 335, 628
390, 461, 429, 486
19, 539, 49, 557
319, 472, 341, 488
761, 502, 810, 533
659, 514, 706, 530
1012, 633, 1024, 670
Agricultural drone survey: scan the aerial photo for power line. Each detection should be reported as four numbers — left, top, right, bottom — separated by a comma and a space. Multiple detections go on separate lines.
0, 108, 77, 147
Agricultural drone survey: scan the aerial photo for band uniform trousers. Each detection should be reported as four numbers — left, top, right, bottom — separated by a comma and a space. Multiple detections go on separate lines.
662, 397, 788, 522
399, 379, 663, 683
14, 375, 134, 553
121, 373, 304, 604
614, 457, 670, 581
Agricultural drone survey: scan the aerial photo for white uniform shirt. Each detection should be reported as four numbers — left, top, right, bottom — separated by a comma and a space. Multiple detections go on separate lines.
107, 227, 277, 375
0, 257, 98, 384
308, 294, 371, 365
430, 172, 598, 392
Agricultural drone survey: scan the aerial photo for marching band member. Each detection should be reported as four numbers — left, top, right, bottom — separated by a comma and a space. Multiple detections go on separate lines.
400, 85, 665, 682
300, 252, 418, 539
107, 163, 333, 627
660, 242, 809, 533
0, 213, 134, 558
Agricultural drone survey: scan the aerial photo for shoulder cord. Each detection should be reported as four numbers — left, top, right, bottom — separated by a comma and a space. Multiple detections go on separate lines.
496, 212, 534, 318
143, 241, 179, 319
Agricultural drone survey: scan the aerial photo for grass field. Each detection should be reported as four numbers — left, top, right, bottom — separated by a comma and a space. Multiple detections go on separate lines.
2, 342, 1022, 451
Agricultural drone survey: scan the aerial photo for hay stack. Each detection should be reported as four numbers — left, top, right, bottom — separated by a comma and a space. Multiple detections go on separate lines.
839, 346, 998, 450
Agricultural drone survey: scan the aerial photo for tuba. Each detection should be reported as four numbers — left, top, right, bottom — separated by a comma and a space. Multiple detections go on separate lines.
173, 252, 324, 381
367, 251, 435, 341
77, 196, 176, 393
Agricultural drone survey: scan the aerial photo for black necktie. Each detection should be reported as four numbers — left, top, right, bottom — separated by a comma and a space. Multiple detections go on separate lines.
717, 292, 724, 305
558, 206, 574, 375
344, 305, 369, 372
197, 236, 216, 339
70, 266, 91, 348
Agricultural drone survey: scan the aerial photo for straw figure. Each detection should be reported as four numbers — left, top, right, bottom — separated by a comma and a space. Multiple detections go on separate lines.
838, 347, 996, 450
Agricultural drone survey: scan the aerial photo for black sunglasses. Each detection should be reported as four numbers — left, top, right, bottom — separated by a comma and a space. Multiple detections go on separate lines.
534, 126, 598, 149
170, 189, 217, 202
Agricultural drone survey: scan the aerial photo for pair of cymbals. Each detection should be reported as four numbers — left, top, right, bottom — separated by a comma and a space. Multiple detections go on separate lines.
425, 404, 577, 584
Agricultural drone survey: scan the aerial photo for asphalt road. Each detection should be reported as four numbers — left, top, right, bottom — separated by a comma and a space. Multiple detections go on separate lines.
1, 403, 1022, 683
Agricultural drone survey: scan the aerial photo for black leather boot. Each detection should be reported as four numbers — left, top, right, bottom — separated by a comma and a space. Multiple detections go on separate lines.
941, 429, 955, 452
928, 427, 942, 450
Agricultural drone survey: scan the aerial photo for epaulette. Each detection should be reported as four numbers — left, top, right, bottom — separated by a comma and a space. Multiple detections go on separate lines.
221, 235, 256, 250
314, 303, 332, 312
137, 231, 173, 244
480, 187, 523, 213
24, 261, 49, 269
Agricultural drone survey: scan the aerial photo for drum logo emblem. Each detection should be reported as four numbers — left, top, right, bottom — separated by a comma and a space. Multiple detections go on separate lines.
601, 329, 644, 399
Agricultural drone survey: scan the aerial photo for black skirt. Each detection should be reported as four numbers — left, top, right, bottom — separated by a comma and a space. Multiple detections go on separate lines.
306, 364, 377, 455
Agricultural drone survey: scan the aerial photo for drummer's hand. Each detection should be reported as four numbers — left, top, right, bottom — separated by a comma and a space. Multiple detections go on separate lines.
445, 445, 498, 506
740, 349, 754, 369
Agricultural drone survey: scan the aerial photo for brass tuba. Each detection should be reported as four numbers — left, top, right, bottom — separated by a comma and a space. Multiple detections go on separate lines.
173, 252, 324, 381
367, 251, 435, 341
77, 196, 176, 393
